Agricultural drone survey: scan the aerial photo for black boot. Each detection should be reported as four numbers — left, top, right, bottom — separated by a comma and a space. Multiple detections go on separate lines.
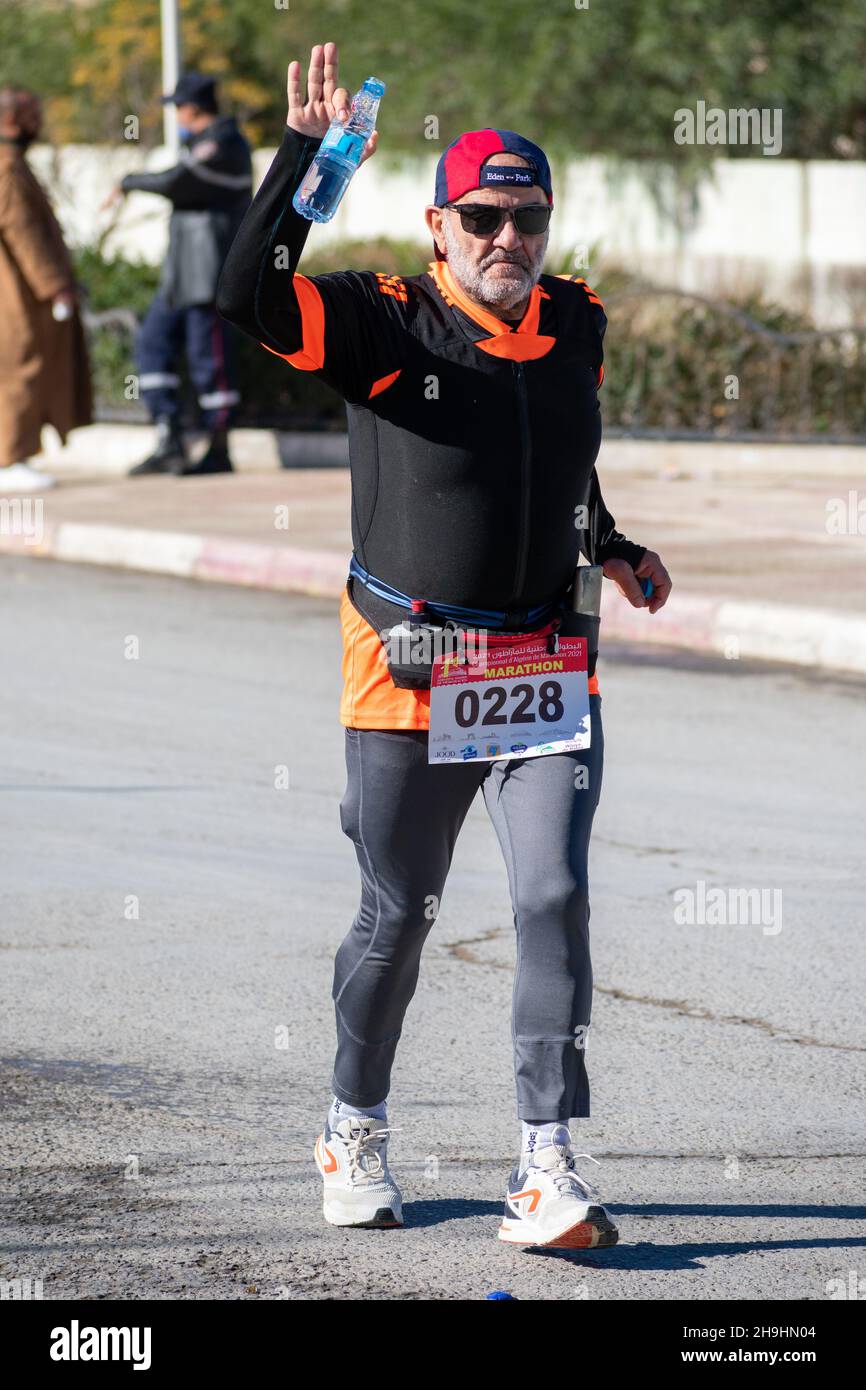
128, 418, 187, 477
177, 428, 234, 476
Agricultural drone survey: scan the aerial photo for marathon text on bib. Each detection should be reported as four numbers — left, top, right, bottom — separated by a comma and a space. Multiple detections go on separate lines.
428, 633, 590, 764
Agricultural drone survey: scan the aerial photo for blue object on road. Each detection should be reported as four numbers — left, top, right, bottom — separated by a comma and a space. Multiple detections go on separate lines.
293, 78, 385, 223
640, 577, 654, 599
486, 1290, 516, 1299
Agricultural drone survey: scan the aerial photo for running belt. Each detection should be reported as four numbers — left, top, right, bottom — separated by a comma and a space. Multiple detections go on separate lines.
348, 555, 561, 630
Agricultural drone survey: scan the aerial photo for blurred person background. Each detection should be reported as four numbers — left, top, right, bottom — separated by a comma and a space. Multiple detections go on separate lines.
0, 85, 92, 494
101, 71, 253, 477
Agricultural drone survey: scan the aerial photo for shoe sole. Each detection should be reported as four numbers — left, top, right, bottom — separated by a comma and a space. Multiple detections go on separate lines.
498, 1204, 619, 1249
322, 1202, 403, 1229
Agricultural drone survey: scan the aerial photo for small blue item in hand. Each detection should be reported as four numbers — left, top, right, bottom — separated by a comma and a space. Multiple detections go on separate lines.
640, 578, 654, 600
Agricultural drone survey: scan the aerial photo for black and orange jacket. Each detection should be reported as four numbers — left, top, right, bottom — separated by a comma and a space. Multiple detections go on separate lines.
216, 125, 645, 728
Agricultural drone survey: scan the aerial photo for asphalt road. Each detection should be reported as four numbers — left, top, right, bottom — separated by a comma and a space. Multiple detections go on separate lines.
1, 556, 864, 1301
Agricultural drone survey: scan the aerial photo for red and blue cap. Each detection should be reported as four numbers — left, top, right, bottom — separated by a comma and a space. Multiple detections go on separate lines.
434, 128, 553, 207
432, 129, 553, 259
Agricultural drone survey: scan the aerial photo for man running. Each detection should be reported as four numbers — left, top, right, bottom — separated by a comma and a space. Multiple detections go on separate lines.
217, 42, 672, 1250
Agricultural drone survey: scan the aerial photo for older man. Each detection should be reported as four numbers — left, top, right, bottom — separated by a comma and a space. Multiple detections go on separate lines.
217, 42, 671, 1250
0, 86, 92, 492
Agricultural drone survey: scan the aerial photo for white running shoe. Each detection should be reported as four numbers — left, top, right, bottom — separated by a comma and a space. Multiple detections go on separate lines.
498, 1123, 619, 1249
314, 1114, 403, 1228
0, 463, 56, 492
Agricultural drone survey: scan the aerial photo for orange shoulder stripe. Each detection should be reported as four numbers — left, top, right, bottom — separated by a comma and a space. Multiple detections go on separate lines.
375, 271, 408, 303
260, 274, 325, 372
555, 273, 605, 310
369, 369, 402, 399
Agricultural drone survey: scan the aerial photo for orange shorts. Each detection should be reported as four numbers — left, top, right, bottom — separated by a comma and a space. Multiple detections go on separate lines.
338, 585, 600, 730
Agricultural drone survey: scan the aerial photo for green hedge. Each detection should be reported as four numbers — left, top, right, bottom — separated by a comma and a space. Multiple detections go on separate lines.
600, 286, 866, 438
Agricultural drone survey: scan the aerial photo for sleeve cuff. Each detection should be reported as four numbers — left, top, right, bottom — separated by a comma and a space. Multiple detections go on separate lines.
282, 124, 323, 156
598, 539, 647, 569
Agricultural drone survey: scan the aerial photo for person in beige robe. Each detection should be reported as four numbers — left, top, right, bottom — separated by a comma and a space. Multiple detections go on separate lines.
0, 86, 92, 492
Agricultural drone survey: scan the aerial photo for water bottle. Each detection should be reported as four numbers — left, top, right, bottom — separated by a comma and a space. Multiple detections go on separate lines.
292, 77, 385, 223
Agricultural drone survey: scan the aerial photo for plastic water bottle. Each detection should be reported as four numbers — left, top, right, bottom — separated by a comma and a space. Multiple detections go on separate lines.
293, 77, 385, 223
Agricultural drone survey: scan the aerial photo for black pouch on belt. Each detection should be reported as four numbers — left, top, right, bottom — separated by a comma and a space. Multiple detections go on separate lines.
346, 575, 456, 689
548, 568, 600, 679
551, 604, 600, 679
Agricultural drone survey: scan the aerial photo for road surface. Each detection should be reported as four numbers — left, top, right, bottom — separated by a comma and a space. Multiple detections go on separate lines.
1, 557, 863, 1300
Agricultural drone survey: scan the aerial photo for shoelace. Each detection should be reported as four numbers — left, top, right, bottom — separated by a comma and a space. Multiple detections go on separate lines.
547, 1150, 601, 1200
344, 1124, 403, 1182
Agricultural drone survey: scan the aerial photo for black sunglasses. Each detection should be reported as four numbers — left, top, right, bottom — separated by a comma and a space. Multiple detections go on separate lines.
443, 201, 552, 237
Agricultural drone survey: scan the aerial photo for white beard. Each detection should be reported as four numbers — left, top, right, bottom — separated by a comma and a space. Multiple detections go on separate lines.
442, 218, 548, 312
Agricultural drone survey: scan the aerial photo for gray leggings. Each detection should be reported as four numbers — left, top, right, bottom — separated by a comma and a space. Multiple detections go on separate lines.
332, 694, 603, 1122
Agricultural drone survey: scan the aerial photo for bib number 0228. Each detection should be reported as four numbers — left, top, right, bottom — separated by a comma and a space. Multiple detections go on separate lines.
454, 680, 565, 728
428, 635, 591, 764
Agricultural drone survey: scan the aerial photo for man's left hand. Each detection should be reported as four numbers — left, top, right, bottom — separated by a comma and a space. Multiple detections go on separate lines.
603, 550, 672, 613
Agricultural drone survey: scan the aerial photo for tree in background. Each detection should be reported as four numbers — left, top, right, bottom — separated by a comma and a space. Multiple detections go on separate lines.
0, 0, 272, 145
0, 1, 74, 123
2, 0, 864, 159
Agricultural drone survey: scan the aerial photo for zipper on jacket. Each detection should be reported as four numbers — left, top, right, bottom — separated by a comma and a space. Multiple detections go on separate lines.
510, 360, 532, 604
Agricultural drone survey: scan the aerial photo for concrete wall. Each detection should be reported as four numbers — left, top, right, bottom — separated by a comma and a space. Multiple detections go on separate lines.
32, 141, 866, 327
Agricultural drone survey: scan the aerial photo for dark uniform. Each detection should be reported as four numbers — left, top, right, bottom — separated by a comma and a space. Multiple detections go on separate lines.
121, 73, 253, 475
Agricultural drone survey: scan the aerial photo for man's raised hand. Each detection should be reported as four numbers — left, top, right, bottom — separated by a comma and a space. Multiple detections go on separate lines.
286, 42, 378, 165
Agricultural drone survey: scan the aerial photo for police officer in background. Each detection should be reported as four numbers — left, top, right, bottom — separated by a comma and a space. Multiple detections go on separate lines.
103, 73, 253, 476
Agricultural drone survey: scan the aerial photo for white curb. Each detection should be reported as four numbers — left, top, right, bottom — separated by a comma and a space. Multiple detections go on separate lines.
2, 519, 864, 677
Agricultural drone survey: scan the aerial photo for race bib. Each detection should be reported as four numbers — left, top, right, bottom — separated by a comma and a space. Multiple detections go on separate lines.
428, 634, 590, 764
